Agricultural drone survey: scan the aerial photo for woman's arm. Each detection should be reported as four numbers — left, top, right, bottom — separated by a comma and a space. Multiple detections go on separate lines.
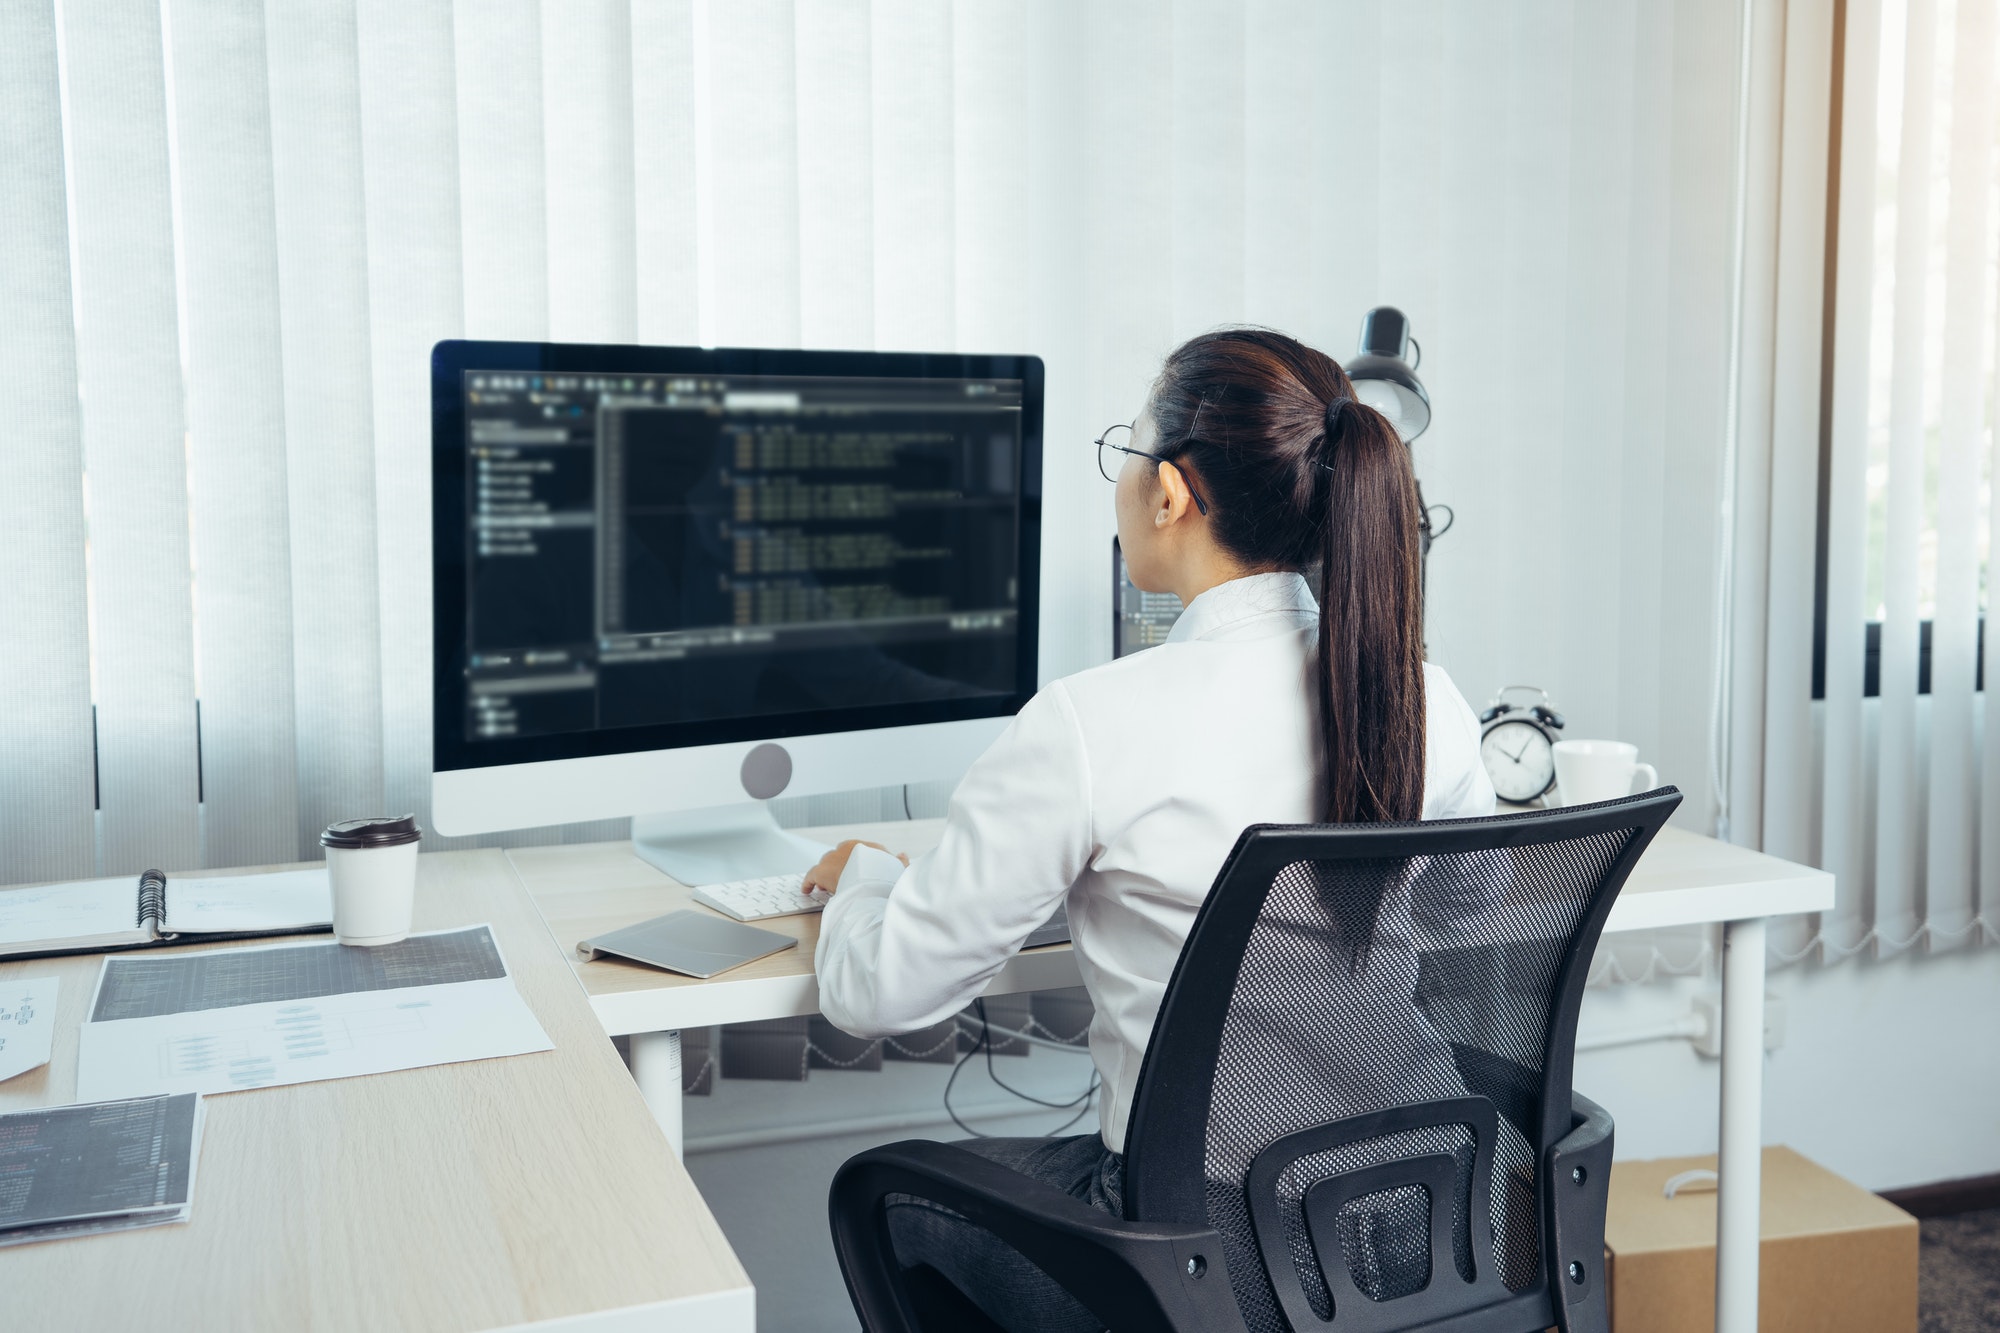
814, 683, 1095, 1039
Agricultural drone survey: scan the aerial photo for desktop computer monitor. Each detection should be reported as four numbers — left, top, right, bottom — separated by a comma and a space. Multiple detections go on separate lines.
430, 341, 1043, 882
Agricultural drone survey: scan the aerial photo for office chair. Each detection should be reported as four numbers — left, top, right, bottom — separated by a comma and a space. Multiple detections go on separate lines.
828, 789, 1681, 1333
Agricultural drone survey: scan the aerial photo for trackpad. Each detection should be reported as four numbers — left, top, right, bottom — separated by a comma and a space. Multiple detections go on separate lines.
578, 910, 797, 977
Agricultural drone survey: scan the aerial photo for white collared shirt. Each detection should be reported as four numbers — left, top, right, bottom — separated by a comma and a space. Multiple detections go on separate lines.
815, 571, 1496, 1152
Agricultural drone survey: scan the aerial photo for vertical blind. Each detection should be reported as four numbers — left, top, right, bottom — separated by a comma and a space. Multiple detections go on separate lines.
1742, 0, 2000, 960
3, 0, 1743, 891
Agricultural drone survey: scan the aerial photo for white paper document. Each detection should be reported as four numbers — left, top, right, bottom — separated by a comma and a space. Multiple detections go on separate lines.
160, 867, 331, 934
0, 976, 57, 1083
75, 926, 552, 1102
0, 878, 143, 949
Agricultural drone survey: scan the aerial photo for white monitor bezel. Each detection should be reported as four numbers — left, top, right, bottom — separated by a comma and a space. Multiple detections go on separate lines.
428, 340, 1043, 836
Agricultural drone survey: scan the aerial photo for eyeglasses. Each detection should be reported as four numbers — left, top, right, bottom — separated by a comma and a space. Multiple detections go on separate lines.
1095, 423, 1209, 516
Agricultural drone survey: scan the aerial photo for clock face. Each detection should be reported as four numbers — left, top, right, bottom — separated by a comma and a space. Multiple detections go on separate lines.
1481, 719, 1556, 803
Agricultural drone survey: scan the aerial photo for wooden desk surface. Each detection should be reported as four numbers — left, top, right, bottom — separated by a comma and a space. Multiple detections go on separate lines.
511, 816, 1833, 1037
0, 850, 751, 1332
512, 820, 1081, 1036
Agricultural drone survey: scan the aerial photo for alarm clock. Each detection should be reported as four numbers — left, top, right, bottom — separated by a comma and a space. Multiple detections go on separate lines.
1477, 686, 1566, 804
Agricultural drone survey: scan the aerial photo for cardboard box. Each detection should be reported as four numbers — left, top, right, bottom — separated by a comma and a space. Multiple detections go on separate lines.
1604, 1146, 1917, 1333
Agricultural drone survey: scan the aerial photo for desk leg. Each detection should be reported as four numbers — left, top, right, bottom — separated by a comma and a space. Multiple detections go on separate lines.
629, 1029, 684, 1159
1715, 917, 1766, 1333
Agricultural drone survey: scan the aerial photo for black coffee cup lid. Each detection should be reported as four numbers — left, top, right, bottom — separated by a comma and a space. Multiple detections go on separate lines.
321, 814, 422, 849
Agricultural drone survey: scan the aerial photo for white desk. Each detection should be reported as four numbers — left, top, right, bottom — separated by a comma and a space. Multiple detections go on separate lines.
510, 817, 1832, 1333
0, 849, 753, 1332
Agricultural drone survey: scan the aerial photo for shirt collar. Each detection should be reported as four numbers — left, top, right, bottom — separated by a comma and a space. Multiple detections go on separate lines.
1164, 571, 1318, 644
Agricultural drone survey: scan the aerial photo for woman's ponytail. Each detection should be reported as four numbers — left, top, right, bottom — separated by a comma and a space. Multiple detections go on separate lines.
1314, 398, 1426, 823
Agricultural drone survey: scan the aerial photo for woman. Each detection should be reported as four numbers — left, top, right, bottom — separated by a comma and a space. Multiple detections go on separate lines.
805, 328, 1496, 1330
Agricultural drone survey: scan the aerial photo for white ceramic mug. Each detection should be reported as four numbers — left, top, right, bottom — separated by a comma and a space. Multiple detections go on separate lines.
1551, 740, 1659, 807
321, 815, 422, 946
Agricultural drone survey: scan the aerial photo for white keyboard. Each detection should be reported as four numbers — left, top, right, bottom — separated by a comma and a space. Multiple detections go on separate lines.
691, 873, 829, 923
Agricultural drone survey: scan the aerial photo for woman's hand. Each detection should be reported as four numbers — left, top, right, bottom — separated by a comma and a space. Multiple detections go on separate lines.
801, 839, 910, 896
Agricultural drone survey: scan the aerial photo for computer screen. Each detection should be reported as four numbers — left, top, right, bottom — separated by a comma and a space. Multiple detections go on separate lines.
432, 343, 1043, 775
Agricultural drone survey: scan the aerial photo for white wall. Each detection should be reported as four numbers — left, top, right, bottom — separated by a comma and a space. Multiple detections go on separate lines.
1577, 945, 2000, 1190
1770, 949, 2000, 1188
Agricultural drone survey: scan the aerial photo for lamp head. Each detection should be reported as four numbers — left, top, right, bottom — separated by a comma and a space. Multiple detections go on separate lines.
1343, 306, 1431, 444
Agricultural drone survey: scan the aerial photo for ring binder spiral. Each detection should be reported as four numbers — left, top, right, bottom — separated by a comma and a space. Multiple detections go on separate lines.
0, 866, 333, 961
136, 869, 167, 930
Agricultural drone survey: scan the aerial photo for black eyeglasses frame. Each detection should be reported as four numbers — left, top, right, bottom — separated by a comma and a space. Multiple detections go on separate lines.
1094, 423, 1210, 516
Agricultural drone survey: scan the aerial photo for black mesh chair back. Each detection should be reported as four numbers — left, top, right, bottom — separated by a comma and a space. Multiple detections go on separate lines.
1118, 790, 1680, 1333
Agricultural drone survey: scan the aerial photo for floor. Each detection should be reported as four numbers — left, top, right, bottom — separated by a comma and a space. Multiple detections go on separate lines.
1923, 1208, 2000, 1333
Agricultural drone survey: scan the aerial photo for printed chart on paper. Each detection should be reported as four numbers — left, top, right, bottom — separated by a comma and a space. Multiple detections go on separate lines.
75, 927, 552, 1102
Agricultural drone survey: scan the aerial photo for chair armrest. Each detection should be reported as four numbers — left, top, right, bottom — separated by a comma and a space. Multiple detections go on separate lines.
828, 1139, 1245, 1333
1544, 1090, 1615, 1333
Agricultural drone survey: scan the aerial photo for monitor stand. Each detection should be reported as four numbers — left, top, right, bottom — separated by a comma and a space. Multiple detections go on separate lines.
632, 804, 831, 886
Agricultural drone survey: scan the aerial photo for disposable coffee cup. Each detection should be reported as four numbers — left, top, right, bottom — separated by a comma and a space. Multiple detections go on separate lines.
321, 815, 422, 946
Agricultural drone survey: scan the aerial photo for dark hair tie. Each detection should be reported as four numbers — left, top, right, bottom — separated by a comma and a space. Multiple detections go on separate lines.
1316, 396, 1356, 472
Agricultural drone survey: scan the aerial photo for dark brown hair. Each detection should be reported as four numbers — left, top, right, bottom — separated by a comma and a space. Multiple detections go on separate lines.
1149, 328, 1426, 823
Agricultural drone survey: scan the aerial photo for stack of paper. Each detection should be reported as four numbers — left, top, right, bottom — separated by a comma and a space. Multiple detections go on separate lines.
0, 1093, 205, 1247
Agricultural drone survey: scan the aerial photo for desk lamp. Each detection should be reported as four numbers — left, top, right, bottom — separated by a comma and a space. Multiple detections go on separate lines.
1343, 305, 1450, 586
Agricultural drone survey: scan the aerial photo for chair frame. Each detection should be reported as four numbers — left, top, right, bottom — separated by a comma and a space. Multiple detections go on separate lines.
829, 791, 1680, 1333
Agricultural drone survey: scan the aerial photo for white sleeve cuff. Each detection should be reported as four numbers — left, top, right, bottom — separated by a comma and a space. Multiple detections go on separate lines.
836, 843, 907, 897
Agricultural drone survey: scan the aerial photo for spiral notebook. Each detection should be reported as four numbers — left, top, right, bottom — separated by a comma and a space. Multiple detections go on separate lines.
0, 868, 332, 961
